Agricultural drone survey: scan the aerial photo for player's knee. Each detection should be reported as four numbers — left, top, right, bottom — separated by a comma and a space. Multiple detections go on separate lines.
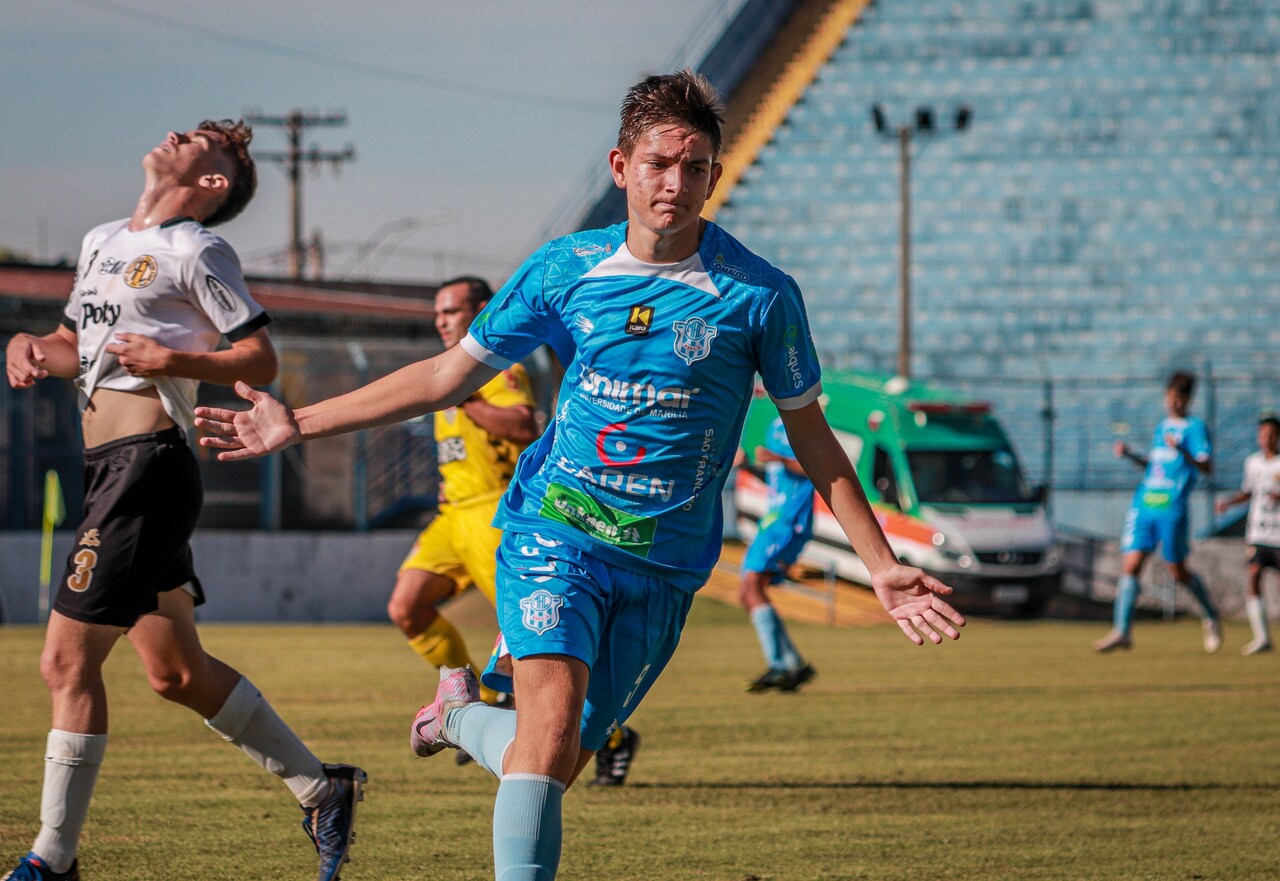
146, 664, 199, 704
39, 643, 92, 694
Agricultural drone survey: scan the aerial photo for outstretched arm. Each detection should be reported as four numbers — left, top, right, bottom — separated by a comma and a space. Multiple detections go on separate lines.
779, 400, 965, 645
106, 328, 278, 387
196, 344, 499, 460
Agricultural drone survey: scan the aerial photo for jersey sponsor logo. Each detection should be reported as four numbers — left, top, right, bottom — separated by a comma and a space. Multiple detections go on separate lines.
712, 253, 749, 282
595, 422, 646, 466
579, 367, 698, 416
80, 529, 102, 547
672, 316, 718, 365
437, 436, 467, 465
572, 243, 613, 257
77, 249, 99, 284
81, 301, 121, 329
124, 255, 158, 288
784, 324, 806, 389
682, 428, 718, 511
574, 314, 596, 334
98, 257, 127, 275
625, 305, 654, 336
555, 456, 675, 502
539, 482, 657, 555
519, 588, 565, 636
77, 287, 99, 299
205, 275, 236, 312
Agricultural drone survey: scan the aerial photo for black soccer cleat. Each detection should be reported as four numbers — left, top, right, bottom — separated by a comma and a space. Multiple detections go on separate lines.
589, 726, 641, 786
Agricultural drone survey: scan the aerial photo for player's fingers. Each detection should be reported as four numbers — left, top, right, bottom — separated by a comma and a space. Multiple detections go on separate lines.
194, 407, 242, 423
198, 434, 244, 449
921, 608, 962, 640
29, 344, 46, 362
216, 447, 262, 462
931, 597, 966, 629
234, 380, 264, 401
920, 573, 953, 595
912, 614, 945, 644
896, 619, 925, 646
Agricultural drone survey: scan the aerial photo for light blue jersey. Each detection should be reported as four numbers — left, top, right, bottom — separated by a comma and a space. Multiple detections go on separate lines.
462, 221, 822, 592
759, 416, 814, 532
1131, 416, 1211, 518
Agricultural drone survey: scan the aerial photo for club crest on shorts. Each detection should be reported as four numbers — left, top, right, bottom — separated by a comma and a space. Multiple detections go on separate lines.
672, 316, 718, 365
520, 588, 565, 636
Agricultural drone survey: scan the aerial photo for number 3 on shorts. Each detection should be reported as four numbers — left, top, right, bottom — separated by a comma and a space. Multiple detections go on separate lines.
68, 548, 99, 592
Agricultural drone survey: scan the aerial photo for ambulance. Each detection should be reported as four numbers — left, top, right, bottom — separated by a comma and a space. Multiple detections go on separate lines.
735, 372, 1061, 615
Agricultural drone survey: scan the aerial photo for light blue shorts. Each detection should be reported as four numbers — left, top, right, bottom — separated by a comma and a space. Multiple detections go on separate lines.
742, 513, 812, 582
1121, 506, 1189, 563
482, 530, 693, 751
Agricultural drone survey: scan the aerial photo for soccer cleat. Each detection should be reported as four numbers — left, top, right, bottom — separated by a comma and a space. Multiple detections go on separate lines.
2, 854, 79, 881
411, 665, 481, 757
1202, 619, 1223, 654
1241, 637, 1273, 656
301, 764, 367, 881
589, 726, 641, 787
779, 662, 817, 692
1092, 630, 1132, 653
744, 668, 789, 692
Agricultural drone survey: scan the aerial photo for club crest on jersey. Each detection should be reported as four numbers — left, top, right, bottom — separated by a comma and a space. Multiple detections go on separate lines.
671, 316, 718, 365
520, 589, 564, 636
124, 255, 158, 289
625, 305, 654, 336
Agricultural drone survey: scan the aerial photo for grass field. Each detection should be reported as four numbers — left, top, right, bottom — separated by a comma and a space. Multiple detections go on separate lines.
2, 594, 1278, 880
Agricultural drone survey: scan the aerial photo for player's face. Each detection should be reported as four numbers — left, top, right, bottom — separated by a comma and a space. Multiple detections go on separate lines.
610, 124, 722, 246
144, 129, 231, 185
1165, 387, 1190, 417
1259, 423, 1279, 453
434, 283, 482, 350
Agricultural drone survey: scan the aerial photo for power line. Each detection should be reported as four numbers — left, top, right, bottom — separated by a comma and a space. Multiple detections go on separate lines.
63, 0, 614, 114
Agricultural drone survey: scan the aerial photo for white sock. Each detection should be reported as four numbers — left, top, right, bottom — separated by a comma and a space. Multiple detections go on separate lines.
204, 677, 330, 807
1245, 595, 1271, 644
32, 729, 107, 874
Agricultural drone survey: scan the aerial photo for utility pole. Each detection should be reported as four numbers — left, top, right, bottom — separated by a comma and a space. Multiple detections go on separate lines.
871, 104, 971, 378
246, 109, 355, 279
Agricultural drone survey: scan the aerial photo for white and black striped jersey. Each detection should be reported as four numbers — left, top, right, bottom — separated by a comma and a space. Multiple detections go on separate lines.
61, 217, 270, 431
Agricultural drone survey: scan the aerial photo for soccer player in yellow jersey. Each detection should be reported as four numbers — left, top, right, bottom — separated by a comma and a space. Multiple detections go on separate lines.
388, 277, 539, 708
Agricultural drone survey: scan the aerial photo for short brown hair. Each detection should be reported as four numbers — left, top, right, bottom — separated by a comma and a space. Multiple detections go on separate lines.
438, 275, 493, 310
1167, 371, 1196, 398
198, 118, 257, 228
617, 69, 725, 160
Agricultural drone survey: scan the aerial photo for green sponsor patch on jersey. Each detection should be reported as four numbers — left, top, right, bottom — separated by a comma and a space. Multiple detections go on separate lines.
1140, 489, 1173, 510
539, 482, 656, 556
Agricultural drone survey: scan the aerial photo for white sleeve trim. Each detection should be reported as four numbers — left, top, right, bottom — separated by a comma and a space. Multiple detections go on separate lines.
770, 382, 823, 411
460, 334, 514, 370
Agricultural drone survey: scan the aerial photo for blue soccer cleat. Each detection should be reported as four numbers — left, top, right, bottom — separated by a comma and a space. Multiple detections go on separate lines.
2, 853, 79, 881
301, 763, 367, 881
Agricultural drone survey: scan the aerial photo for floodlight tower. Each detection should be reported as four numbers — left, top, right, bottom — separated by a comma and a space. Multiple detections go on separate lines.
871, 104, 972, 378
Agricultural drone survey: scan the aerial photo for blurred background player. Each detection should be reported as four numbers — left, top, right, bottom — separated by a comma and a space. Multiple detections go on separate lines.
387, 276, 640, 784
2, 121, 363, 881
1095, 371, 1222, 653
739, 415, 817, 693
1214, 415, 1280, 655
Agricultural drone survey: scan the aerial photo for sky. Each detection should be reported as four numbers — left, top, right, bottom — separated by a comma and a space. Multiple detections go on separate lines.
1, 0, 748, 284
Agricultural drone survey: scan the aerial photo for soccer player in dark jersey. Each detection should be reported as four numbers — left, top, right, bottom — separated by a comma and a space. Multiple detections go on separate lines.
4, 121, 363, 881
196, 72, 964, 880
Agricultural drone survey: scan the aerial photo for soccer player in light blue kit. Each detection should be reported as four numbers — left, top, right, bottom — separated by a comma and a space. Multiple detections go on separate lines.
1095, 371, 1223, 653
196, 70, 965, 880
740, 415, 818, 692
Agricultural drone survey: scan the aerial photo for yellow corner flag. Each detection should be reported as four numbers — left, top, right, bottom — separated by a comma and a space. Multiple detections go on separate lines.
39, 469, 66, 622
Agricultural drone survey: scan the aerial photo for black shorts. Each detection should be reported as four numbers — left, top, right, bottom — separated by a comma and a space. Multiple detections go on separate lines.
55, 427, 205, 627
1248, 544, 1280, 571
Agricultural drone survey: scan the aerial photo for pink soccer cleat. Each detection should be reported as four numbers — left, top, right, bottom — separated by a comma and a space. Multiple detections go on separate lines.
410, 665, 481, 757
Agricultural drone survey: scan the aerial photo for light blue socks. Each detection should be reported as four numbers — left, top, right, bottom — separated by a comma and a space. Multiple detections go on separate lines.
447, 704, 517, 778
1180, 573, 1218, 620
1113, 574, 1139, 635
493, 773, 564, 881
750, 604, 802, 671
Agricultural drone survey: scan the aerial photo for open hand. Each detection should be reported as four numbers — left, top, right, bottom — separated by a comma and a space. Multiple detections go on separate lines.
870, 564, 965, 645
195, 381, 299, 461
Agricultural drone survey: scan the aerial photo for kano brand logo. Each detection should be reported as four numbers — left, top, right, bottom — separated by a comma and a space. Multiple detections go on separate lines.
625, 305, 654, 336
672, 316, 718, 366
124, 255, 158, 288
520, 588, 564, 636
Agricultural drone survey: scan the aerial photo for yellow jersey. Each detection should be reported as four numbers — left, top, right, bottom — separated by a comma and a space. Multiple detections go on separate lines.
435, 364, 535, 506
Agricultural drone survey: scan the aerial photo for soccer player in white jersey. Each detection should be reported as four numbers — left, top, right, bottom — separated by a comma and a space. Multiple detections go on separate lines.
3, 121, 364, 881
1215, 416, 1280, 654
195, 72, 964, 880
